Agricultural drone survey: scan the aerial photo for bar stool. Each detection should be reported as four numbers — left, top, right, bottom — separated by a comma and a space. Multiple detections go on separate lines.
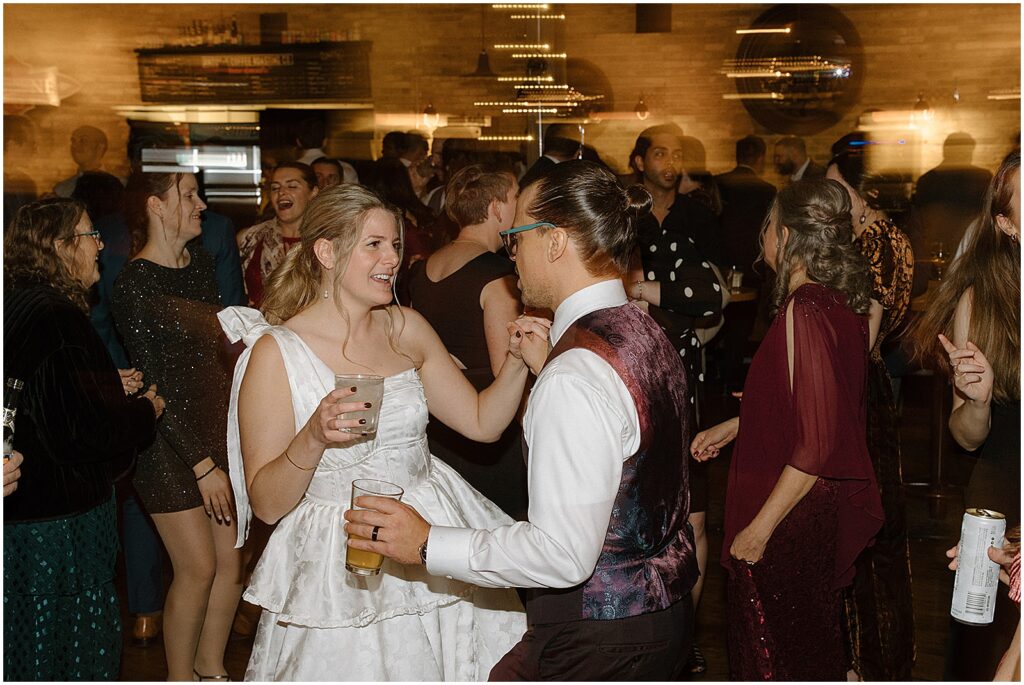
901, 279, 962, 525
902, 367, 961, 521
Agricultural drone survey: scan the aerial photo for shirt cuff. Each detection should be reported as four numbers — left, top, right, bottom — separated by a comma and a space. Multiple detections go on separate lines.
425, 525, 475, 580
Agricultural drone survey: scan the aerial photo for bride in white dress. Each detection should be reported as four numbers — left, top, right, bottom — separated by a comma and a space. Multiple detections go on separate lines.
218, 184, 530, 681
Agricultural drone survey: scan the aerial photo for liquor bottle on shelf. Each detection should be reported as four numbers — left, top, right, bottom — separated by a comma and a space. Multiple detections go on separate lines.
3, 378, 25, 463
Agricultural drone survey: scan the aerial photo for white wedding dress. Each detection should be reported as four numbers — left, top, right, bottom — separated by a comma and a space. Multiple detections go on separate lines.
219, 307, 526, 681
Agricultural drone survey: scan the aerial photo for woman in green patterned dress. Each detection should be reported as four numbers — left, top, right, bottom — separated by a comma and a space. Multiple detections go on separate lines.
3, 198, 163, 680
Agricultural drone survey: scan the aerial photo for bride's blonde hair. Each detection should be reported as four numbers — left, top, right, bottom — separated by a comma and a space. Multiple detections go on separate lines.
262, 184, 410, 365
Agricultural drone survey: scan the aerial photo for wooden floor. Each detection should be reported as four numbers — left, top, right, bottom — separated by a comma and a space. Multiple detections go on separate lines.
117, 371, 980, 681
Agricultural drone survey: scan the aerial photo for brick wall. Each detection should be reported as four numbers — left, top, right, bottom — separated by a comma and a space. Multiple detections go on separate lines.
4, 3, 1019, 193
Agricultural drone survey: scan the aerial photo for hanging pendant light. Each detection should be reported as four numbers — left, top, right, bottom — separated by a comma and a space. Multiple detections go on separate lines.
634, 94, 650, 121
912, 91, 932, 123
421, 102, 440, 129
470, 50, 496, 77
463, 7, 497, 77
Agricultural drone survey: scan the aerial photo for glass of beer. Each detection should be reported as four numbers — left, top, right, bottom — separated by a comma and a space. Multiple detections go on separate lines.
345, 478, 404, 576
728, 267, 744, 292
335, 374, 384, 436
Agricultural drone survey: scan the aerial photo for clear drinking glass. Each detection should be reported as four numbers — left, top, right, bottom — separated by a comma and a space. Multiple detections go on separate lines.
334, 374, 384, 436
729, 268, 744, 292
345, 478, 404, 576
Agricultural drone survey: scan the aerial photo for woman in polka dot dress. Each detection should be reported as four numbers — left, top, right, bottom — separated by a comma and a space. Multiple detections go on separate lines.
628, 218, 724, 400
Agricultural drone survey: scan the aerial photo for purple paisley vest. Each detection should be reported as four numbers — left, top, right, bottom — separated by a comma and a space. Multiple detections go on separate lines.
525, 302, 698, 624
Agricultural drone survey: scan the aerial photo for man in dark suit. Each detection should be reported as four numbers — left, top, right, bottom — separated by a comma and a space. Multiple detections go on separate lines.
912, 131, 992, 252
713, 135, 777, 392
517, 123, 583, 188
773, 135, 825, 184
715, 135, 776, 284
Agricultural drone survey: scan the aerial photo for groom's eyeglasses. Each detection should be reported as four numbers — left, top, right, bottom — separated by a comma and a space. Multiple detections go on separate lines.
499, 222, 555, 258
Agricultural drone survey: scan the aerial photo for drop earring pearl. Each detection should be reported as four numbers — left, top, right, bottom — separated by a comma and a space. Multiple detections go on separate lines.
323, 289, 329, 299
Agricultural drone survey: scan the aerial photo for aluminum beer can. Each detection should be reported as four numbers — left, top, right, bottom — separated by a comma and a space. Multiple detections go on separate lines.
950, 508, 1006, 625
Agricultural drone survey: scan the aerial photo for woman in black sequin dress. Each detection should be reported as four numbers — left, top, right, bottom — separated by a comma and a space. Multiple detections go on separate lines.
113, 172, 242, 681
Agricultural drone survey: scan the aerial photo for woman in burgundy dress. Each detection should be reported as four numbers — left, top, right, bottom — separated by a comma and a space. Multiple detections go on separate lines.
691, 178, 884, 680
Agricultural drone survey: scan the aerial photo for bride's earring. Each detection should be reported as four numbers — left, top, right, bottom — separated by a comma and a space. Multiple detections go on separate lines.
323, 289, 329, 299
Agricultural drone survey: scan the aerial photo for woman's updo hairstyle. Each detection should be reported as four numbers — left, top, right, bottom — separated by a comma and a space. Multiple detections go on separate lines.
524, 159, 652, 276
764, 178, 872, 315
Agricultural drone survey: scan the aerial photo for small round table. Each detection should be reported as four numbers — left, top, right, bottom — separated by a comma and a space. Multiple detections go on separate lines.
728, 286, 758, 303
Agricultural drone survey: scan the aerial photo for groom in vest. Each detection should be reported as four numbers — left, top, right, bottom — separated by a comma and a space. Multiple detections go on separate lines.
346, 160, 698, 680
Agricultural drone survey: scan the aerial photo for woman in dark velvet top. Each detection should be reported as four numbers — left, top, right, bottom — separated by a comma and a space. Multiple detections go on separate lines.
3, 198, 162, 681
113, 171, 242, 682
691, 179, 883, 680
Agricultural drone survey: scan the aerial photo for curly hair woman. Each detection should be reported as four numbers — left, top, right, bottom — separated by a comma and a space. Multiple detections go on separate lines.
690, 178, 883, 679
4, 198, 163, 680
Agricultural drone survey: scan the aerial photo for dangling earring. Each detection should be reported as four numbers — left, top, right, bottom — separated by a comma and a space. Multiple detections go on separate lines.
858, 212, 867, 225
1011, 232, 1019, 243
323, 289, 329, 299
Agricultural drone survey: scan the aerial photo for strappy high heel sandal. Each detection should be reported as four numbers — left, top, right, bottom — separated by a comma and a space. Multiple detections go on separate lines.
688, 643, 708, 675
193, 669, 230, 681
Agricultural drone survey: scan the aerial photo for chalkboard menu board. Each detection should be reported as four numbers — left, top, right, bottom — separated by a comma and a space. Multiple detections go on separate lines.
136, 42, 372, 103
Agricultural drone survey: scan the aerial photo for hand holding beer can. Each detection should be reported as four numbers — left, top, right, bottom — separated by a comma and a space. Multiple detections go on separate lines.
950, 508, 1006, 625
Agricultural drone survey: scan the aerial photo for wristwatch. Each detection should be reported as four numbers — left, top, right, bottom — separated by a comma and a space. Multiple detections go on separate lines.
418, 536, 429, 565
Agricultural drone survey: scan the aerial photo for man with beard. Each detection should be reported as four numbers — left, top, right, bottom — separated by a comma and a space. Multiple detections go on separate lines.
346, 160, 699, 680
629, 124, 721, 267
773, 135, 825, 183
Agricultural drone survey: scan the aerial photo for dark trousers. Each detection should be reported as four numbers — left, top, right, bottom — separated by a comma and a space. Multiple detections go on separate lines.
718, 299, 758, 392
121, 493, 164, 614
489, 597, 693, 681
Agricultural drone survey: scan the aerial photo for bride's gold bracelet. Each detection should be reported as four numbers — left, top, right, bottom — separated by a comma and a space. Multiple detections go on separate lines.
284, 448, 317, 472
